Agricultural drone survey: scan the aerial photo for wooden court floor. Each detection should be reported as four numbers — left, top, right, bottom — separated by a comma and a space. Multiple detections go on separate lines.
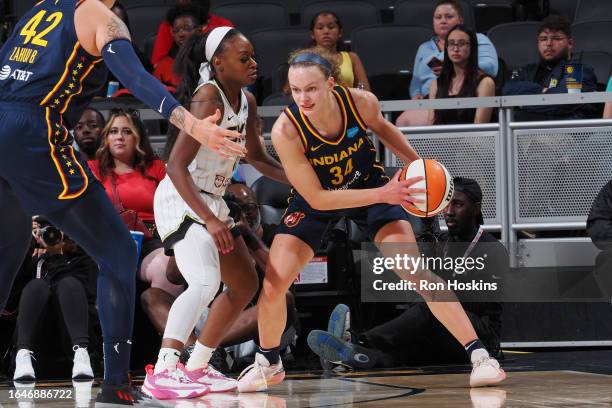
1, 368, 611, 407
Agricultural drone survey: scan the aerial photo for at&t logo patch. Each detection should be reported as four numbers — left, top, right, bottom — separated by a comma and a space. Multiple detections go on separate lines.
0, 65, 33, 82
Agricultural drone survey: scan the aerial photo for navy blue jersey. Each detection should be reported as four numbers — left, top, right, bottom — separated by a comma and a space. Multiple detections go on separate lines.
0, 0, 106, 127
284, 85, 386, 191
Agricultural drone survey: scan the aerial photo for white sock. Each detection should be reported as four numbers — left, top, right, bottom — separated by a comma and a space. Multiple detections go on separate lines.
154, 348, 180, 374
470, 348, 490, 365
186, 341, 215, 370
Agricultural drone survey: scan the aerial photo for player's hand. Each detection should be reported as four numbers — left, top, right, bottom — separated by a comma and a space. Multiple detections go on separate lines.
192, 109, 247, 159
207, 217, 234, 254
379, 170, 426, 206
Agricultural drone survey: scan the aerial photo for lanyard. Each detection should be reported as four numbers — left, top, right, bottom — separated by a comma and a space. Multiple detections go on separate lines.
36, 257, 46, 279
443, 227, 484, 259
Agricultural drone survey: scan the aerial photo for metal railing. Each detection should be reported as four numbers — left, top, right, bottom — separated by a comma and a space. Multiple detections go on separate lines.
92, 92, 612, 266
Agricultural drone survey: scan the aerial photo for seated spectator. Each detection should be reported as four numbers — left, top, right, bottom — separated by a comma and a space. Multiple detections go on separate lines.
153, 5, 203, 89
103, 2, 153, 97
587, 179, 612, 299
87, 109, 180, 305
74, 108, 105, 162
396, 0, 498, 126
308, 177, 507, 369
604, 76, 612, 119
151, 0, 233, 67
502, 15, 598, 121
13, 217, 97, 381
310, 11, 370, 90
429, 25, 496, 125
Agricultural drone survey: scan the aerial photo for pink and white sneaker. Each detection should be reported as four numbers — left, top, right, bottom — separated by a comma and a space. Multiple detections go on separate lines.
142, 364, 210, 400
177, 363, 238, 393
237, 353, 285, 393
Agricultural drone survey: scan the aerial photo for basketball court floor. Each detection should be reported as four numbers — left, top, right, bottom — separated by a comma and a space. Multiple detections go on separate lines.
1, 349, 611, 407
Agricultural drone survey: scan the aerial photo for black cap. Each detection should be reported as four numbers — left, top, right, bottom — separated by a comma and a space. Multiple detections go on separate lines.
453, 177, 484, 225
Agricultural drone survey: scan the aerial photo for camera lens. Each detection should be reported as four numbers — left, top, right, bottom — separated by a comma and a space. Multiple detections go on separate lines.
40, 226, 62, 247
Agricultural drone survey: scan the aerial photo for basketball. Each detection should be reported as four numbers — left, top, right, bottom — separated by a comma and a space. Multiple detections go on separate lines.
399, 159, 453, 217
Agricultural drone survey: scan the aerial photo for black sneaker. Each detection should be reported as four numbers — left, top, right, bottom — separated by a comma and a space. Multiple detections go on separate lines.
209, 347, 230, 374
179, 344, 195, 365
95, 382, 166, 407
307, 330, 376, 370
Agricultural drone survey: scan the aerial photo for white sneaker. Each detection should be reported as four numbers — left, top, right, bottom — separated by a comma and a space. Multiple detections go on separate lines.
470, 351, 506, 387
14, 349, 35, 381
237, 353, 285, 393
72, 346, 94, 379
178, 363, 237, 392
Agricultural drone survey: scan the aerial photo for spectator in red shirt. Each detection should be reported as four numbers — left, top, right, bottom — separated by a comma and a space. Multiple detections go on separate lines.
88, 109, 184, 301
153, 5, 204, 89
151, 0, 233, 66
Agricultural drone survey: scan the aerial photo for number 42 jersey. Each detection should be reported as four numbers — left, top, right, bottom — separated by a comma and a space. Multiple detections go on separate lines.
0, 0, 105, 126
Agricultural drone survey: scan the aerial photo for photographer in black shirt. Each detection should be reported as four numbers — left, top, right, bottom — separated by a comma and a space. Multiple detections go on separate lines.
13, 217, 97, 381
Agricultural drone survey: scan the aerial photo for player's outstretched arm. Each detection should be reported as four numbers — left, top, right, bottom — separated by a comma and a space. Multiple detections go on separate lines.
74, 0, 245, 159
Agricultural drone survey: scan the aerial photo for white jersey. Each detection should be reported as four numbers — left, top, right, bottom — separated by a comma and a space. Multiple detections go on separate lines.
154, 80, 248, 240
191, 79, 248, 196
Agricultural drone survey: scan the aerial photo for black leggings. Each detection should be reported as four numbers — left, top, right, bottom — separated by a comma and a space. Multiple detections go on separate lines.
17, 277, 89, 350
0, 179, 137, 383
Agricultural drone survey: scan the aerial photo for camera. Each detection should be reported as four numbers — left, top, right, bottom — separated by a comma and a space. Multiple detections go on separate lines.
35, 217, 63, 247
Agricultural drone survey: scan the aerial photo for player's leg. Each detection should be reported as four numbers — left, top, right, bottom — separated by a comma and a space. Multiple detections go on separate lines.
43, 182, 137, 386
373, 218, 505, 386
237, 233, 314, 392
178, 235, 258, 392
0, 178, 32, 313
143, 223, 219, 399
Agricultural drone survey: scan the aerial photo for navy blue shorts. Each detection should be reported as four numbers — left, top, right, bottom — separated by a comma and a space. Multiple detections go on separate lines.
0, 102, 94, 215
275, 194, 410, 252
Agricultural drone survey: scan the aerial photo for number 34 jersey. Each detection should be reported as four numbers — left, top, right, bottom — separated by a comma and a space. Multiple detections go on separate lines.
0, 0, 104, 125
283, 85, 387, 192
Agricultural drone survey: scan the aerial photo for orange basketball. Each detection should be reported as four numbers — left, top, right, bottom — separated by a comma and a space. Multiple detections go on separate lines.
399, 159, 454, 217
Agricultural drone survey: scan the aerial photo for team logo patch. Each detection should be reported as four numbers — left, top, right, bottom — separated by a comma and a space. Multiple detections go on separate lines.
0, 65, 10, 80
284, 211, 305, 228
347, 126, 359, 138
214, 175, 228, 188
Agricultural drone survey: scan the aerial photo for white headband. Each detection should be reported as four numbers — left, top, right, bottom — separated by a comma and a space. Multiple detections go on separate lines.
197, 26, 233, 87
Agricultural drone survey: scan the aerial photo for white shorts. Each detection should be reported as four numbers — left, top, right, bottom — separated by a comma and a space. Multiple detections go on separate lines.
154, 176, 235, 245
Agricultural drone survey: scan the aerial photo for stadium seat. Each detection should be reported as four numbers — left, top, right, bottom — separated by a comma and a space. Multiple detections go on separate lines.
351, 25, 433, 77
548, 0, 578, 21
142, 33, 157, 65
250, 27, 310, 100
487, 22, 541, 70
210, 1, 289, 35
124, 4, 171, 50
393, 0, 475, 31
572, 20, 612, 55
470, 0, 517, 33
351, 25, 433, 100
262, 92, 293, 133
573, 0, 612, 23
251, 175, 292, 232
301, 0, 379, 40
579, 51, 612, 89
